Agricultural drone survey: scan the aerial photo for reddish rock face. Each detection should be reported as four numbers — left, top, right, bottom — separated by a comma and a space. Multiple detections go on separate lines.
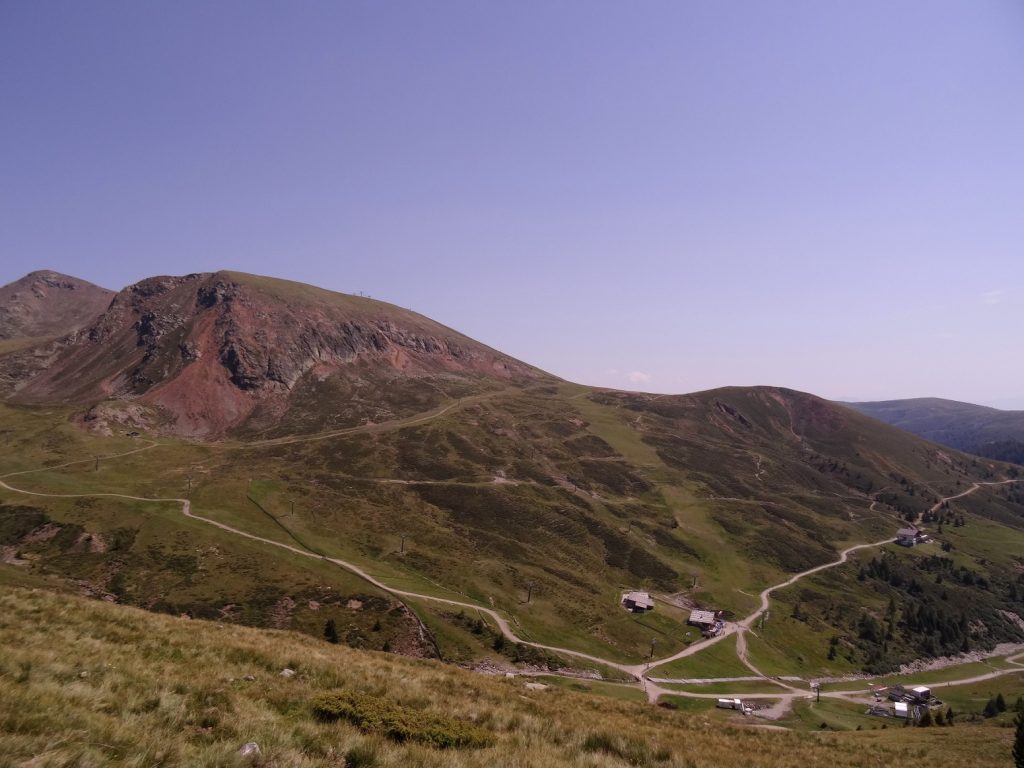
0, 270, 114, 341
4, 271, 551, 437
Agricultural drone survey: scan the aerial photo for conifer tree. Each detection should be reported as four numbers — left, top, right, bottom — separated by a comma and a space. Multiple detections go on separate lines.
1014, 704, 1024, 768
984, 696, 1000, 718
324, 618, 339, 644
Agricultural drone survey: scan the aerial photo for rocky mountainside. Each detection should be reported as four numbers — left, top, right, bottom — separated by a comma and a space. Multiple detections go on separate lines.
2, 271, 550, 437
0, 270, 113, 341
846, 397, 1024, 464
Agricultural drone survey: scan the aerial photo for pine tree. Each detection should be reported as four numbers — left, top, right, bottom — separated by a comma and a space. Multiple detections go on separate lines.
1014, 706, 1024, 768
324, 618, 339, 644
998, 693, 1009, 712
984, 696, 1000, 718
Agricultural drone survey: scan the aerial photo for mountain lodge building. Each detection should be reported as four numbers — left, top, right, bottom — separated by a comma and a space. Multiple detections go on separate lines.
623, 591, 655, 612
896, 526, 927, 547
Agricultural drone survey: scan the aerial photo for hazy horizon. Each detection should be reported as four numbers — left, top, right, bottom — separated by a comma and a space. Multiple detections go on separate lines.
4, 2, 1022, 408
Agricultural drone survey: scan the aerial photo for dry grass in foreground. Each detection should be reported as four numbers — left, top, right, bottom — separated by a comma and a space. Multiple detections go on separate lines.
0, 587, 1015, 767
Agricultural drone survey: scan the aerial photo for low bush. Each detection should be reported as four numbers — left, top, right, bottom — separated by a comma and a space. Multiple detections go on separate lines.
581, 730, 672, 766
311, 690, 492, 749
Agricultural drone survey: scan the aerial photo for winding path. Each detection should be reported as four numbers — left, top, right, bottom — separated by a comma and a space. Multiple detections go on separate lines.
0, 472, 924, 700
922, 478, 1020, 523
3, 436, 1023, 714
225, 389, 511, 449
0, 440, 161, 480
0, 476, 640, 677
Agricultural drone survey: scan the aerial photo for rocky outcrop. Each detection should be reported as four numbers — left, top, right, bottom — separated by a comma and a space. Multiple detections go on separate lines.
3, 270, 551, 437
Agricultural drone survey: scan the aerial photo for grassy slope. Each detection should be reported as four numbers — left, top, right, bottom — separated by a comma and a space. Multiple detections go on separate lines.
3, 376, 1024, 674
1, 586, 1018, 768
648, 634, 750, 680
3, 272, 1023, 674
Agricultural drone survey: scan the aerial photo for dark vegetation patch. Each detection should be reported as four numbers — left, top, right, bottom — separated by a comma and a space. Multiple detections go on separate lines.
244, 368, 462, 437
641, 435, 755, 498
0, 504, 48, 542
578, 515, 678, 589
312, 690, 492, 748
956, 486, 1024, 530
975, 439, 1024, 465
414, 484, 591, 545
412, 485, 678, 589
446, 610, 566, 668
508, 458, 557, 485
580, 731, 673, 766
589, 391, 693, 420
0, 503, 135, 557
445, 430, 497, 468
577, 460, 651, 496
646, 525, 703, 561
563, 434, 618, 458
395, 427, 466, 480
793, 550, 1024, 673
0, 504, 404, 652
709, 506, 835, 573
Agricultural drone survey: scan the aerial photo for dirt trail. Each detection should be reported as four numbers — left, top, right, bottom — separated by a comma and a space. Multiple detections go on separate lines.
0, 440, 161, 480
225, 389, 510, 450
4, 432, 1024, 716
0, 477, 640, 678
644, 538, 894, 678
921, 478, 1022, 524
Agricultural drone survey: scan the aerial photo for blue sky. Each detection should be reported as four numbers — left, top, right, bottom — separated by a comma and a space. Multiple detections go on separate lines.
3, 2, 1023, 406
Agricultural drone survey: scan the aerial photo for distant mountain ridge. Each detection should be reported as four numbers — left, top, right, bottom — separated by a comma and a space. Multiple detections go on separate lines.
0, 270, 113, 341
844, 397, 1024, 464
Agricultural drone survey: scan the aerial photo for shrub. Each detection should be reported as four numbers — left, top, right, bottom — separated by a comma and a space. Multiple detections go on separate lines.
344, 743, 379, 767
324, 619, 339, 644
311, 691, 491, 749
581, 731, 671, 765
985, 697, 1001, 718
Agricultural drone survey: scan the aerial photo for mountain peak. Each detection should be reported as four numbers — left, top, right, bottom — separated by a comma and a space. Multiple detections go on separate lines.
0, 270, 114, 341
5, 270, 551, 437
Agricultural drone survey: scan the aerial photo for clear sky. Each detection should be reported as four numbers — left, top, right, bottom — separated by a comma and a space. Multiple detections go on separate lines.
3, 2, 1023, 407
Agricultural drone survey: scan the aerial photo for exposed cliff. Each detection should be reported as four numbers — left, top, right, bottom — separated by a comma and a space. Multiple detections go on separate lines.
4, 271, 551, 437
